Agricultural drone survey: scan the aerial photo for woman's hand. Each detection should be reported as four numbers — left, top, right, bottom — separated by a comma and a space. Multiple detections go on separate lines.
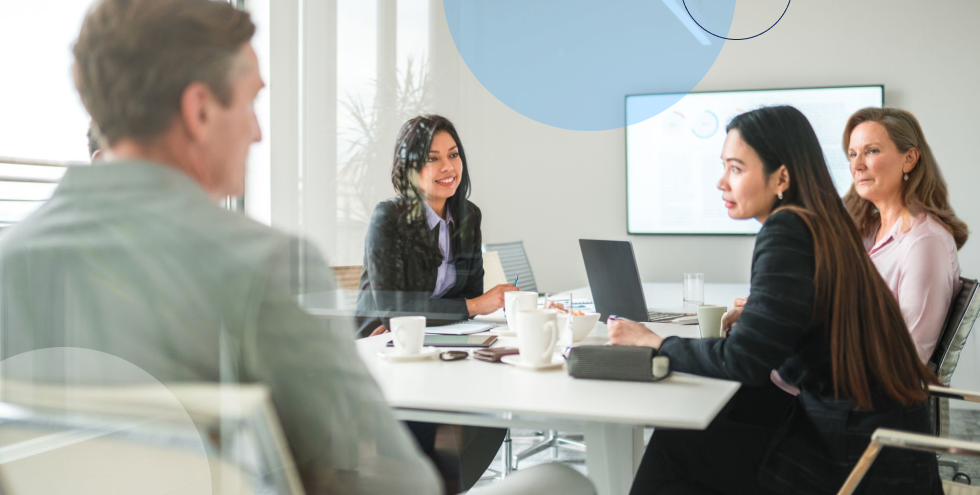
466, 284, 518, 316
721, 296, 747, 337
607, 318, 664, 349
369, 325, 388, 337
770, 370, 801, 396
721, 307, 743, 337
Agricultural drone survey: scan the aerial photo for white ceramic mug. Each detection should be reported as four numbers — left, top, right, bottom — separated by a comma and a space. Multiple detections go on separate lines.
697, 305, 727, 339
390, 316, 426, 356
517, 310, 559, 366
505, 291, 538, 333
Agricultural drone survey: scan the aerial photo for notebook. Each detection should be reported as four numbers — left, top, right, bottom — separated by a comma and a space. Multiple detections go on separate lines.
425, 321, 496, 335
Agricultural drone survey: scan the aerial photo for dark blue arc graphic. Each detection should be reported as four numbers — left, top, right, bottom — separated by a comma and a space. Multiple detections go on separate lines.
682, 0, 790, 41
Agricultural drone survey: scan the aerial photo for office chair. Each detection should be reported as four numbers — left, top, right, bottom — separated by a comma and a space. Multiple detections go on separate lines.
483, 241, 538, 293
483, 241, 585, 473
837, 385, 980, 495
0, 382, 304, 495
930, 277, 980, 483
482, 251, 509, 292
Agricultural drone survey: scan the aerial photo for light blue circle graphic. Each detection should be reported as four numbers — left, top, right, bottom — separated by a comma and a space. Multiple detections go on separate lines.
443, 0, 736, 131
691, 110, 719, 139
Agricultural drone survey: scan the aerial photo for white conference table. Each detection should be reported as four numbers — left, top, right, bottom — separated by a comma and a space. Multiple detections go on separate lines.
346, 283, 749, 495
301, 282, 750, 319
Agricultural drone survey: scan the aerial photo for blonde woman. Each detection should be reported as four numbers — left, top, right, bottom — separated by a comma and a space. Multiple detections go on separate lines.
844, 107, 969, 362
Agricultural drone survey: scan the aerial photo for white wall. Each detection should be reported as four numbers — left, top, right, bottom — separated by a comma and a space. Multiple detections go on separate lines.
447, 0, 980, 400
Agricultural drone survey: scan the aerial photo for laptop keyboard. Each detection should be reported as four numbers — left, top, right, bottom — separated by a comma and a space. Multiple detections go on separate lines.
647, 311, 685, 323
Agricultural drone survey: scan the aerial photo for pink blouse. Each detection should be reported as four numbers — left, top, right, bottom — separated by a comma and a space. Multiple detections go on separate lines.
866, 211, 961, 363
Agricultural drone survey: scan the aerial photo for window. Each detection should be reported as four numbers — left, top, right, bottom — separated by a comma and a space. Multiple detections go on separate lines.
0, 1, 92, 228
334, 0, 431, 264
0, 1, 242, 229
244, 0, 433, 266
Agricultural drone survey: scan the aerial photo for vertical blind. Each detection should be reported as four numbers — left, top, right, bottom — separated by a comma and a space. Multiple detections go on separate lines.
0, 158, 72, 230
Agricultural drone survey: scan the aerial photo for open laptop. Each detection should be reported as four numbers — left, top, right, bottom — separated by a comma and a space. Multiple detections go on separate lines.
579, 239, 686, 324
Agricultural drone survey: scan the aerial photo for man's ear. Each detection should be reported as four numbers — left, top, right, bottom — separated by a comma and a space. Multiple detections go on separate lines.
179, 82, 213, 143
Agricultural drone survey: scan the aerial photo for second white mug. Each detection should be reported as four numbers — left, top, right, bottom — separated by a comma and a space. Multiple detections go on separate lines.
390, 316, 426, 356
517, 309, 558, 366
505, 291, 538, 333
697, 305, 727, 339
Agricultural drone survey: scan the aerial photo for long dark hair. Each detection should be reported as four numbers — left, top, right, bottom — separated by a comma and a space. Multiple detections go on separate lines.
391, 115, 472, 224
728, 106, 936, 410
389, 115, 476, 269
842, 107, 968, 249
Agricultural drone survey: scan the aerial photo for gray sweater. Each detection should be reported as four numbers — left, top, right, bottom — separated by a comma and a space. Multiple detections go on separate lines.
0, 160, 440, 494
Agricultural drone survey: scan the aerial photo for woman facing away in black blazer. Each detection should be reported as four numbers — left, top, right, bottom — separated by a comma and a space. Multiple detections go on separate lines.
354, 114, 515, 493
608, 106, 942, 495
355, 114, 516, 339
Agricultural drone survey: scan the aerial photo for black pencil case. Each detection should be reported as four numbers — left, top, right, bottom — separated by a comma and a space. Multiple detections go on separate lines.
566, 346, 671, 382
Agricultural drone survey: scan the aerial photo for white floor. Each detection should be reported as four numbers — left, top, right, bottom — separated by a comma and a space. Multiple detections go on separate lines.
470, 428, 652, 492
472, 412, 980, 492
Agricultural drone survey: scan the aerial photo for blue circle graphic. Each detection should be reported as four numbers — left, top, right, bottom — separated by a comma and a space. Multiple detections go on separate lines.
443, 1, 736, 131
691, 110, 718, 139
683, 0, 790, 41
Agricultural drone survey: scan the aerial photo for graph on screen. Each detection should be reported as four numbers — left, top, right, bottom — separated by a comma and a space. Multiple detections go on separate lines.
626, 86, 883, 235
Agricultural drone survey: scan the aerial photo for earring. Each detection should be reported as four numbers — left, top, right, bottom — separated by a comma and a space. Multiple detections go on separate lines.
903, 173, 909, 181
777, 191, 783, 200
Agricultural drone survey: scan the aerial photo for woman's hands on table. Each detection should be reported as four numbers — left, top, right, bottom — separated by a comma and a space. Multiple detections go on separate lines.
467, 284, 518, 316
607, 317, 664, 349
721, 297, 747, 337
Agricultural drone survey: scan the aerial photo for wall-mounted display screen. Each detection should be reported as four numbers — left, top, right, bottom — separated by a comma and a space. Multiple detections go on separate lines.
626, 85, 884, 235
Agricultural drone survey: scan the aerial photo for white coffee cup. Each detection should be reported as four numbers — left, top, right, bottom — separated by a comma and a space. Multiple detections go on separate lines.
390, 316, 426, 356
517, 310, 559, 366
505, 291, 538, 333
697, 305, 727, 339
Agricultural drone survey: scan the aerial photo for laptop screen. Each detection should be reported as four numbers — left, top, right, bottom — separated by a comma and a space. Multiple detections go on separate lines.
579, 239, 649, 323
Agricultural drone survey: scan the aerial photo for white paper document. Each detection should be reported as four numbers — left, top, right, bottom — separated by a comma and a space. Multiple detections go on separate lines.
425, 321, 495, 335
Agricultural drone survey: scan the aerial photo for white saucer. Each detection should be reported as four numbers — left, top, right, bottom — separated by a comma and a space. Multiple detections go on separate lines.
377, 346, 439, 362
500, 354, 564, 370
495, 325, 517, 337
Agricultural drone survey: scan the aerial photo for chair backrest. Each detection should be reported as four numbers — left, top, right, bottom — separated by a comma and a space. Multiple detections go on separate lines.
483, 241, 538, 293
0, 382, 305, 495
928, 277, 980, 438
930, 277, 980, 383
331, 265, 363, 291
482, 251, 508, 293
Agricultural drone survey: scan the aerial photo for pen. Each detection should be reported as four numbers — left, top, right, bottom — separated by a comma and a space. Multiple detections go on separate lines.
513, 275, 519, 287
608, 315, 635, 323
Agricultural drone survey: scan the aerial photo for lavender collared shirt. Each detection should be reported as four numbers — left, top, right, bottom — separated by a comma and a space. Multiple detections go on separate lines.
423, 201, 457, 298
866, 211, 961, 363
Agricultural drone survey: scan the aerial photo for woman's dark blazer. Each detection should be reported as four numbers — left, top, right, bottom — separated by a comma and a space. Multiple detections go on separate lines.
354, 197, 484, 338
657, 209, 941, 495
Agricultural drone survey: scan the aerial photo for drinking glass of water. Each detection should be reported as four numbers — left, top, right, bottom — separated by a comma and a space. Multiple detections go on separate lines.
683, 273, 704, 312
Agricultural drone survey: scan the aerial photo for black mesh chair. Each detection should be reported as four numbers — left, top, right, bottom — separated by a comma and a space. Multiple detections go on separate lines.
837, 386, 980, 495
929, 277, 980, 483
483, 241, 538, 293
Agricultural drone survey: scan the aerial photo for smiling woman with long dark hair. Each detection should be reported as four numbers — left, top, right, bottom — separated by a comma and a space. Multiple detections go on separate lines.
608, 106, 941, 495
355, 114, 516, 339
354, 114, 514, 492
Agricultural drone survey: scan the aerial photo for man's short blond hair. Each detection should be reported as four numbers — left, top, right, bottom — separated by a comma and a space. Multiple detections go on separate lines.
73, 0, 255, 146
